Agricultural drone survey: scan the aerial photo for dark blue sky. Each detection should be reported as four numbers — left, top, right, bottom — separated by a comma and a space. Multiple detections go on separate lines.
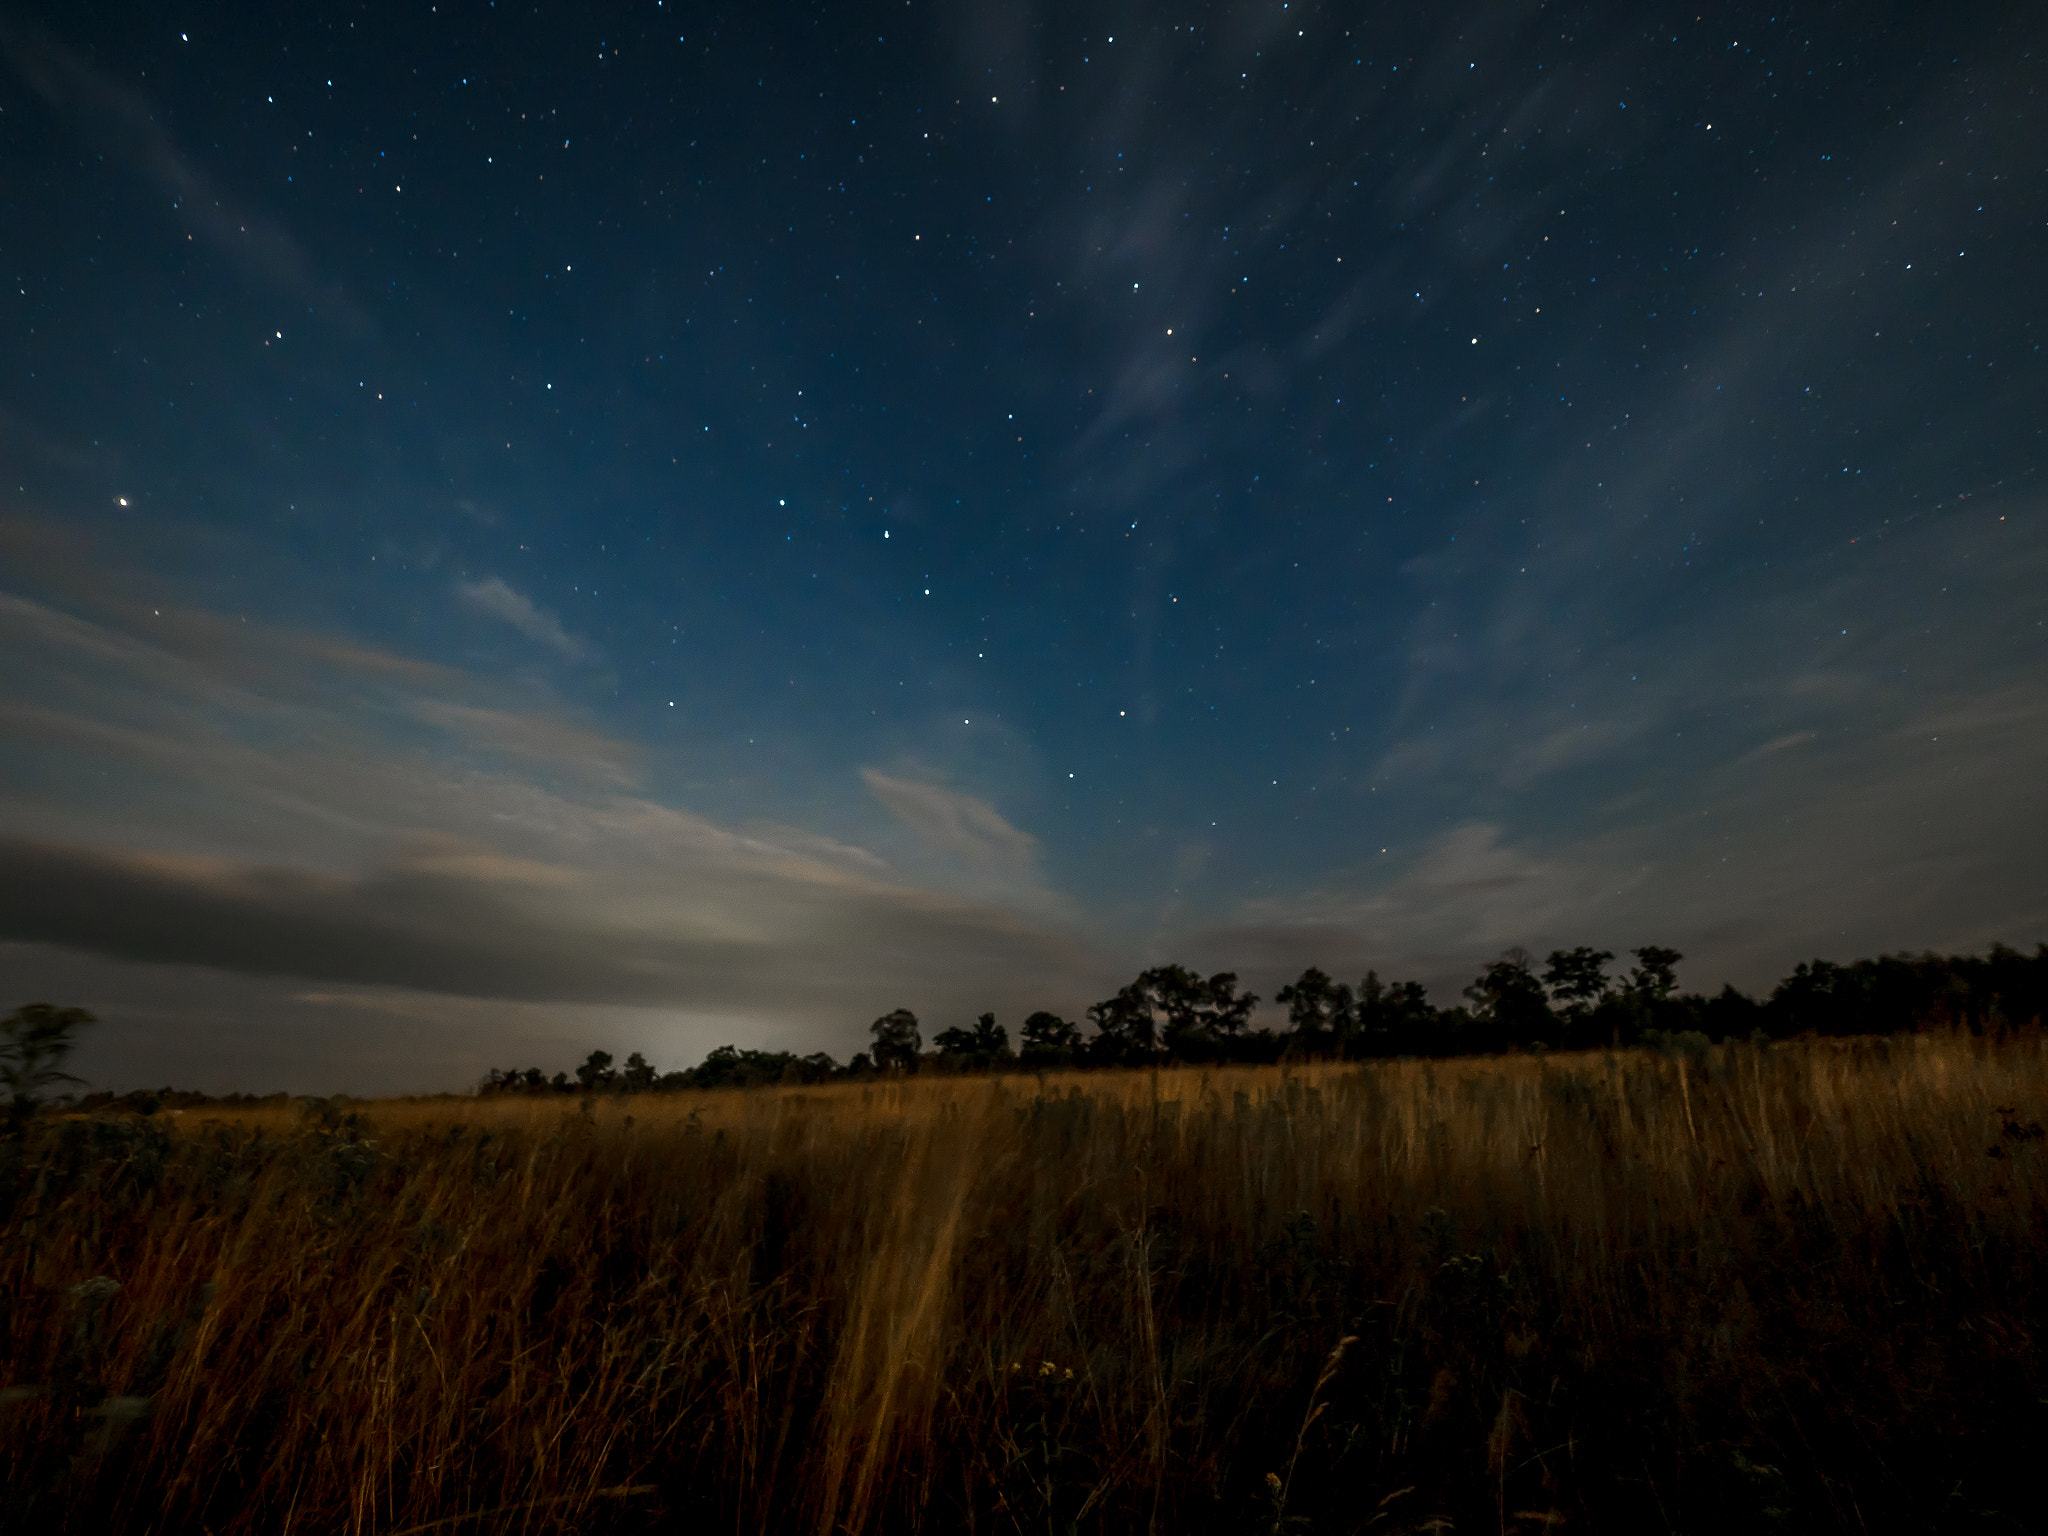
2, 0, 2043, 1091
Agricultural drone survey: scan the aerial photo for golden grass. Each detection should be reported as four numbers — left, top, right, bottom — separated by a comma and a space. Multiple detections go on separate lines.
5, 1034, 2047, 1533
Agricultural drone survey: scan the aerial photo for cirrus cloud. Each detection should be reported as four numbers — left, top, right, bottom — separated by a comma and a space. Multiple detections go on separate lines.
456, 577, 595, 662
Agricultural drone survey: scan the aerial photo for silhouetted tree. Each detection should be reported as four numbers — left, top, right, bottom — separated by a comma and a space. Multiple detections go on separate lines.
1629, 946, 1683, 1001
457, 939, 2047, 1105
621, 1051, 657, 1091
1462, 948, 1554, 1053
1276, 967, 1356, 1054
575, 1050, 616, 1090
688, 1044, 834, 1088
1545, 947, 1614, 1048
1545, 947, 1613, 1007
1355, 971, 1438, 1056
1148, 965, 1259, 1058
690, 1045, 747, 1089
1754, 949, 2048, 1041
1697, 983, 1765, 1038
1086, 966, 1261, 1063
933, 1012, 1011, 1068
1086, 982, 1156, 1064
1768, 959, 1856, 1036
1982, 943, 2048, 1030
869, 1008, 922, 1072
1018, 1010, 1083, 1066
1575, 946, 1683, 1044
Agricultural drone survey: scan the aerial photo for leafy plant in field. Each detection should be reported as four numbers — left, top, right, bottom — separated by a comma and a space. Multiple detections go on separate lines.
990, 1357, 1089, 1536
1264, 1334, 1357, 1534
1988, 1104, 2046, 1157
2, 1004, 94, 1131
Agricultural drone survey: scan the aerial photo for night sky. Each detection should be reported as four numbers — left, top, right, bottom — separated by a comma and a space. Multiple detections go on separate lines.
2, 1, 2043, 1093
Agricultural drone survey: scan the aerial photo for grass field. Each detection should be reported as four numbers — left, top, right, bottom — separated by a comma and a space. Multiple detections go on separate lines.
4, 1033, 2047, 1533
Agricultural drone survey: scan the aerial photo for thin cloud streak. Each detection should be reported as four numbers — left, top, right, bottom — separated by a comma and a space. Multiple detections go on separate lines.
0, 830, 1089, 1011
1202, 606, 2048, 1001
456, 578, 596, 662
861, 768, 1068, 914
0, 585, 1110, 1074
0, 16, 366, 330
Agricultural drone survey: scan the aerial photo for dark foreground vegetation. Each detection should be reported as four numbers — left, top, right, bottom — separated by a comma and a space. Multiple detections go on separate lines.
5, 990, 2048, 1533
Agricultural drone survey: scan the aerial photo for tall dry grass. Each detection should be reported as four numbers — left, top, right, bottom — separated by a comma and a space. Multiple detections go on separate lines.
4, 1034, 2046, 1533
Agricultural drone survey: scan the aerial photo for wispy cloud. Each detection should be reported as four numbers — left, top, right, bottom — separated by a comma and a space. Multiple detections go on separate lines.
0, 587, 1111, 1085
1199, 555, 2048, 1002
861, 769, 1064, 912
408, 699, 633, 783
0, 16, 364, 329
0, 828, 1085, 1011
456, 577, 595, 662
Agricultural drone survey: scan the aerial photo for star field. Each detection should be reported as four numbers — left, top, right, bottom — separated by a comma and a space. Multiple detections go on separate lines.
0, 0, 2043, 1091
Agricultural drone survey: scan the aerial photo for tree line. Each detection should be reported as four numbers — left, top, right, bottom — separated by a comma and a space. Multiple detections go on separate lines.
478, 941, 2048, 1095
